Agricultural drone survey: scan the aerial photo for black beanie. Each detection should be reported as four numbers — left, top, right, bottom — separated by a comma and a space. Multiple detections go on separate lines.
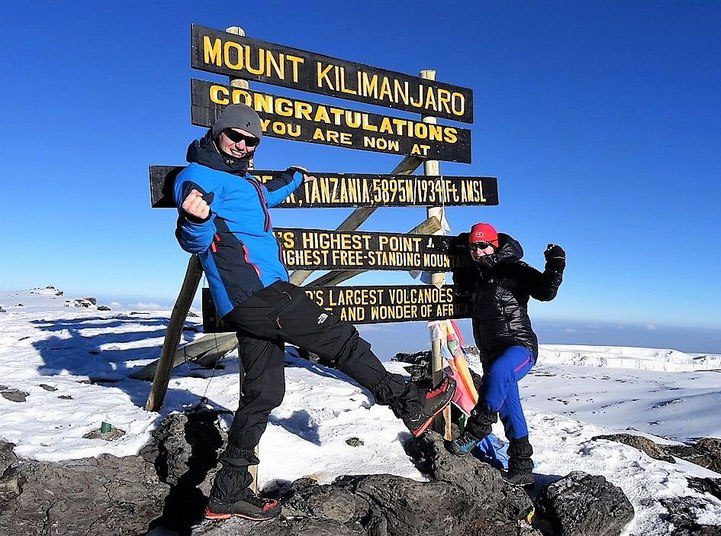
211, 103, 263, 140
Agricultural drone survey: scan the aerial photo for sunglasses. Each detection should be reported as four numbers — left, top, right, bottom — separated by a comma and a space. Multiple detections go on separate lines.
223, 129, 259, 147
470, 241, 494, 251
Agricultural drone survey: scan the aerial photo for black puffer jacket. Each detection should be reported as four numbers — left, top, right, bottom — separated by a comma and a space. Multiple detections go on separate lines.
453, 233, 564, 364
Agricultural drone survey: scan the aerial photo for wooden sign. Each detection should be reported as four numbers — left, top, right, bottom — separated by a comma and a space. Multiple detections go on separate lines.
202, 285, 472, 331
149, 166, 498, 209
274, 228, 472, 271
191, 79, 472, 163
191, 24, 473, 123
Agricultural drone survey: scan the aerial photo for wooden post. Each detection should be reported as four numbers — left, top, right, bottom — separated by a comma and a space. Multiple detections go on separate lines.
145, 255, 203, 411
421, 69, 452, 439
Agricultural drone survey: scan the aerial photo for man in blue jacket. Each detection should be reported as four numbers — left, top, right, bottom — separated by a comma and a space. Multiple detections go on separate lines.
173, 104, 455, 521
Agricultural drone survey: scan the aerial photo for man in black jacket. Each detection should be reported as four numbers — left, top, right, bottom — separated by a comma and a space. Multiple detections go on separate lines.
448, 223, 565, 486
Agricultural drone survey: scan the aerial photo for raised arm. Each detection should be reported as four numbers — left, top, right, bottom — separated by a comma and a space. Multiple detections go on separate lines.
262, 166, 309, 208
523, 244, 566, 301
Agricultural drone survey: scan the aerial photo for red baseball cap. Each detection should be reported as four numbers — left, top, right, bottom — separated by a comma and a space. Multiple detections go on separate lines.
469, 223, 499, 247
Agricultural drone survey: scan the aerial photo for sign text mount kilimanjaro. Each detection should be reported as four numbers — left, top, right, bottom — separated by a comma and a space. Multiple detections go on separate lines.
191, 24, 473, 123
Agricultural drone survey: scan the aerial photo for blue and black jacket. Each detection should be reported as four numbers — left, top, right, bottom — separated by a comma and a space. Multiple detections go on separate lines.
173, 134, 303, 317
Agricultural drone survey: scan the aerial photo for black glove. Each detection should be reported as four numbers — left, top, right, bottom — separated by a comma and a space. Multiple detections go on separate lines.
544, 244, 566, 271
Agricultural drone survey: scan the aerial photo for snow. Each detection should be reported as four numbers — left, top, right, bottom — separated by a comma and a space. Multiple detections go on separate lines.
1, 287, 720, 534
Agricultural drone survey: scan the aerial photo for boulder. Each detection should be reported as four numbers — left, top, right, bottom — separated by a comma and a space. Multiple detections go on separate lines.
660, 496, 721, 536
97, 305, 112, 311
535, 471, 634, 536
0, 445, 168, 535
686, 477, 721, 501
593, 433, 675, 463
0, 386, 28, 403
668, 437, 721, 473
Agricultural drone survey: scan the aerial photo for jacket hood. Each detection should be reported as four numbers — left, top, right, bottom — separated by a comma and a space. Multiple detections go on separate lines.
495, 233, 524, 264
186, 129, 250, 174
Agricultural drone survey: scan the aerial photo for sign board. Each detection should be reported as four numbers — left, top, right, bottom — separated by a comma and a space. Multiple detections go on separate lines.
191, 79, 472, 162
274, 228, 472, 271
202, 285, 472, 331
149, 166, 498, 209
191, 24, 473, 123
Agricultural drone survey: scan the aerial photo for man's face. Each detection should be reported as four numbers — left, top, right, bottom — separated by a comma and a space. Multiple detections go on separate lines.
217, 128, 259, 159
469, 242, 495, 263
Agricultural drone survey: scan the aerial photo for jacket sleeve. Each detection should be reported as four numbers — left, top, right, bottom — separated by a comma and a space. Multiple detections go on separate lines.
262, 170, 304, 208
521, 263, 564, 302
173, 175, 217, 254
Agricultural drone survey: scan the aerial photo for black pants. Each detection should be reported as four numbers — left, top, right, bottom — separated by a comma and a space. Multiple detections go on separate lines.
211, 281, 414, 501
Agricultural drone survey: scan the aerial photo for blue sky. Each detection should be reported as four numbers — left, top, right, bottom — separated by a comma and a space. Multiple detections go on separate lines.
2, 1, 720, 352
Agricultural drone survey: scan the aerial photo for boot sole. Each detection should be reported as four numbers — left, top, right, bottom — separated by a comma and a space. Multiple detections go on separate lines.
411, 397, 453, 437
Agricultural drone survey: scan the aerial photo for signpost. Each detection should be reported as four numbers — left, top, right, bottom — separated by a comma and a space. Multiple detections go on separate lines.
274, 228, 471, 272
146, 24, 498, 447
202, 286, 472, 333
191, 79, 472, 162
150, 167, 498, 209
191, 24, 473, 123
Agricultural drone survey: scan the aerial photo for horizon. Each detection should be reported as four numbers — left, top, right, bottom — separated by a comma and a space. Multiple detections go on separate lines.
2, 2, 720, 354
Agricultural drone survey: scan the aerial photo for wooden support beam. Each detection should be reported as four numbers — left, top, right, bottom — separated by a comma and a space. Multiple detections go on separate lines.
308, 215, 442, 287
289, 154, 424, 286
145, 255, 203, 411
130, 332, 238, 381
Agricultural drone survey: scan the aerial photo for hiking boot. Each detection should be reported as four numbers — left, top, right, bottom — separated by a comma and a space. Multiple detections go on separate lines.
447, 431, 481, 456
205, 488, 282, 521
503, 470, 535, 488
401, 377, 456, 437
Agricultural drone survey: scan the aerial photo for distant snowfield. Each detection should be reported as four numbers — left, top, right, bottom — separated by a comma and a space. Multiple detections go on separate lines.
1, 288, 720, 535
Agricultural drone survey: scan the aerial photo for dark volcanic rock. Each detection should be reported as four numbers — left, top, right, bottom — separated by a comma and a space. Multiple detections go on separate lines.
660, 496, 721, 536
535, 471, 634, 536
668, 437, 721, 473
346, 437, 364, 447
97, 305, 112, 311
0, 445, 168, 536
687, 477, 721, 501
593, 433, 676, 463
0, 386, 29, 403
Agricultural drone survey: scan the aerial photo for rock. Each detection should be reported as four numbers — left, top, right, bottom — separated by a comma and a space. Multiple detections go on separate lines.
0, 306, 5, 313
83, 297, 98, 305
0, 386, 29, 403
0, 443, 168, 535
140, 411, 226, 533
97, 305, 112, 311
405, 431, 535, 528
686, 477, 721, 501
130, 311, 150, 315
391, 350, 431, 365
38, 384, 57, 392
83, 427, 126, 441
668, 437, 721, 473
346, 437, 364, 447
535, 471, 634, 536
192, 516, 366, 535
593, 433, 675, 463
57, 395, 72, 400
67, 298, 95, 308
660, 496, 721, 536
188, 310, 200, 318
16, 303, 23, 307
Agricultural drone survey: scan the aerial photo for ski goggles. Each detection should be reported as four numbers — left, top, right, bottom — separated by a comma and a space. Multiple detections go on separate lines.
223, 129, 260, 147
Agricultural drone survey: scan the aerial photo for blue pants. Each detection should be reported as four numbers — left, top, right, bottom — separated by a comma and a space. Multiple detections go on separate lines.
482, 345, 534, 440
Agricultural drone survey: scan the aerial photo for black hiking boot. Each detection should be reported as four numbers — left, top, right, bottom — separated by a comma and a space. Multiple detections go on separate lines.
503, 470, 535, 487
401, 376, 456, 437
447, 430, 481, 456
505, 436, 534, 488
205, 488, 282, 521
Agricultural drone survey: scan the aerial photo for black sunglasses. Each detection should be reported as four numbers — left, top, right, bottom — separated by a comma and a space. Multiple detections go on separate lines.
470, 241, 493, 250
223, 129, 259, 147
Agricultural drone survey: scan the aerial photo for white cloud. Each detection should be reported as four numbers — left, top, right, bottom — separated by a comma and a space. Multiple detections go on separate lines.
646, 324, 657, 331
132, 301, 163, 310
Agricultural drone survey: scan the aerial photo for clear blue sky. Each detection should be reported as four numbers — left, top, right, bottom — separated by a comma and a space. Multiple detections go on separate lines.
2, 1, 720, 351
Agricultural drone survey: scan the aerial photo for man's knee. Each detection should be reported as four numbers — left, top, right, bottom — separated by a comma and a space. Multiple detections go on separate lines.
242, 381, 285, 411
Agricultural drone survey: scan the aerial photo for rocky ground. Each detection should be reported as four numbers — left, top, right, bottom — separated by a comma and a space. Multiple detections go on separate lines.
5, 408, 710, 536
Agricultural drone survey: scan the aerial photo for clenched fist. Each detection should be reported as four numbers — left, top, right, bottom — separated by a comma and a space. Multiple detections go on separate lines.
182, 189, 210, 220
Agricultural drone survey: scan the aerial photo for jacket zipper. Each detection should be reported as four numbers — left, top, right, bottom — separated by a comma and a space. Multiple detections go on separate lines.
245, 177, 271, 232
